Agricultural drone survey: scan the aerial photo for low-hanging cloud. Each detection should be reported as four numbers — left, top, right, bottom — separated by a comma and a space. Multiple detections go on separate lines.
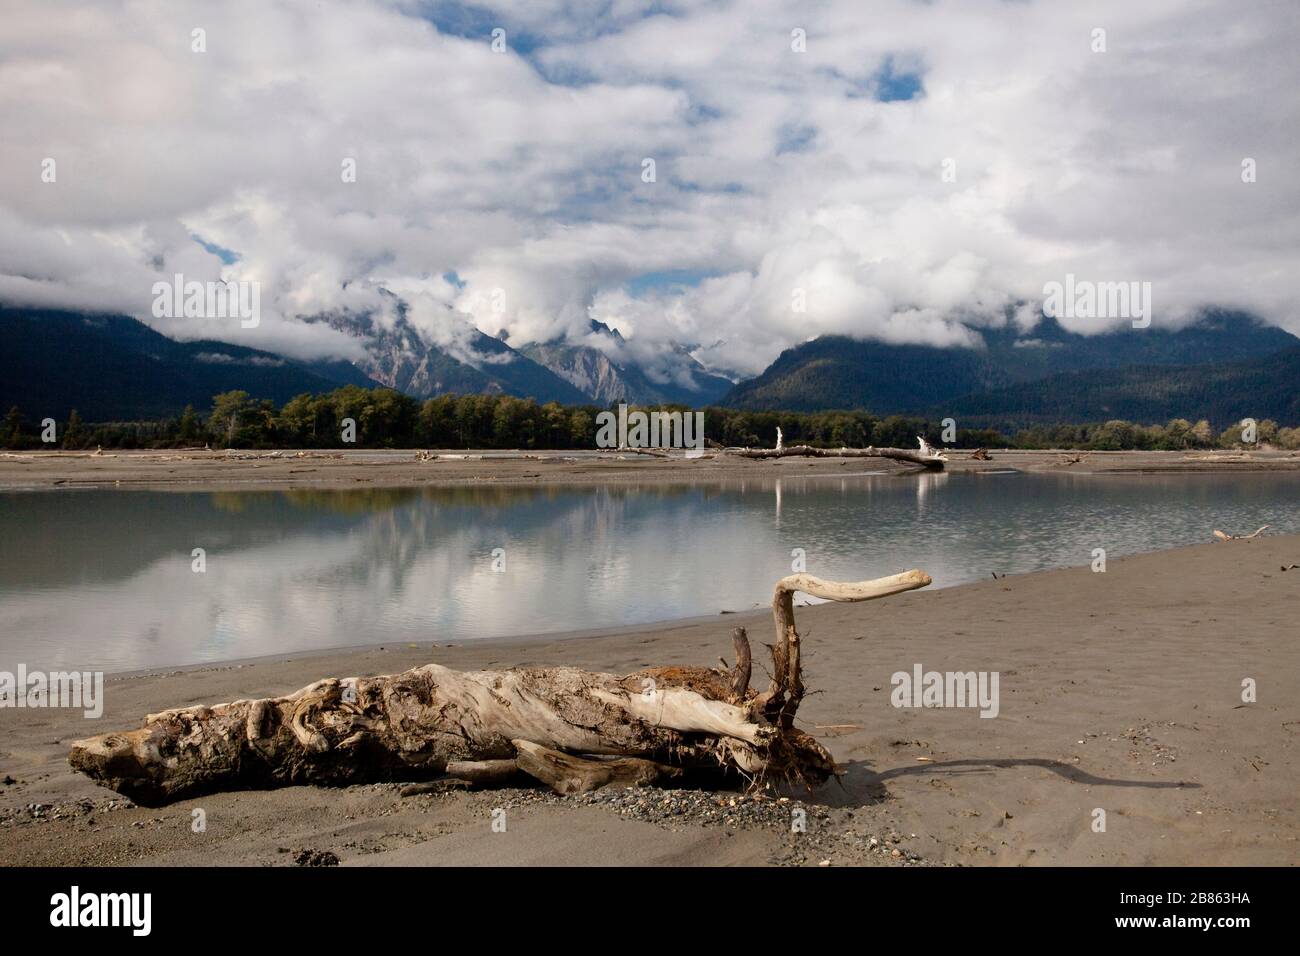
1, 0, 1296, 378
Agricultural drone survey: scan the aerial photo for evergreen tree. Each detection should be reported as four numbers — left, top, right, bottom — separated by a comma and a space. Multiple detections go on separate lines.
177, 405, 199, 443
3, 406, 23, 448
64, 409, 84, 449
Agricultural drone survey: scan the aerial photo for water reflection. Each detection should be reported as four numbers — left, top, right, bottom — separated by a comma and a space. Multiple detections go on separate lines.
1, 472, 1296, 672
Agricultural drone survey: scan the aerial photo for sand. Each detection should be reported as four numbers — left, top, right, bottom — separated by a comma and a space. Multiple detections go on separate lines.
1, 532, 1296, 867
3, 446, 1300, 492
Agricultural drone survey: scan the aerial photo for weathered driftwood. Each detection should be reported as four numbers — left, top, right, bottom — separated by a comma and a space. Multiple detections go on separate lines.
1213, 525, 1269, 541
69, 569, 931, 805
445, 759, 523, 787
732, 436, 946, 470
513, 741, 684, 794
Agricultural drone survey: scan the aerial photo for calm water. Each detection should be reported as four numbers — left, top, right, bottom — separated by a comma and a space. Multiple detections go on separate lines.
1, 472, 1297, 673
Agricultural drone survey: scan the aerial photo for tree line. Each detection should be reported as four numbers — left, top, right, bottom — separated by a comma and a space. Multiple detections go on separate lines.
2, 386, 1296, 451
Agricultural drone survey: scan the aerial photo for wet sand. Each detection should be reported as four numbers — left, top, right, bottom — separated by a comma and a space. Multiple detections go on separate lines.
1, 533, 1296, 866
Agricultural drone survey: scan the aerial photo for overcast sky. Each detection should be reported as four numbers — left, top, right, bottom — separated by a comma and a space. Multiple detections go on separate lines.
2, 0, 1297, 376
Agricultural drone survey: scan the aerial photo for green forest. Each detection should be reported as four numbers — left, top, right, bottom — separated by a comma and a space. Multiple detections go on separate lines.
2, 385, 1295, 452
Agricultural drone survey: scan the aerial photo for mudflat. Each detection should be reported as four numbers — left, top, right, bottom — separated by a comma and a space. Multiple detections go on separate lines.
2, 446, 1300, 492
1, 533, 1296, 866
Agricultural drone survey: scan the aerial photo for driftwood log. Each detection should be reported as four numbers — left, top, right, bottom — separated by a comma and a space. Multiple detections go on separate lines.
1213, 525, 1269, 541
732, 436, 947, 470
69, 570, 930, 805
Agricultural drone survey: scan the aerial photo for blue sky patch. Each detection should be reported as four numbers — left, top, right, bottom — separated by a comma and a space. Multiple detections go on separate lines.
191, 235, 239, 264
625, 269, 721, 295
416, 1, 543, 54
873, 56, 924, 101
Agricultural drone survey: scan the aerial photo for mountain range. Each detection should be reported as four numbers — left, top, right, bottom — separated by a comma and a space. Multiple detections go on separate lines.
943, 347, 1300, 429
518, 320, 733, 406
0, 308, 376, 422
0, 305, 733, 422
3, 304, 1296, 427
322, 307, 588, 406
724, 311, 1298, 420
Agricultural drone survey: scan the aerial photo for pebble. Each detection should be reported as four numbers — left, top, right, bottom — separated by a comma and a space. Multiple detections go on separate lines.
293, 847, 340, 867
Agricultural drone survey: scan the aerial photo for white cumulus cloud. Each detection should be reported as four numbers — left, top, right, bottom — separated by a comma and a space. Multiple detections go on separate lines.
0, 0, 1296, 377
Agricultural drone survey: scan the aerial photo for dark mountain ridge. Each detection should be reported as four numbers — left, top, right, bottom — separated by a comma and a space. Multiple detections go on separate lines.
0, 307, 378, 422
941, 347, 1300, 431
723, 310, 1298, 417
6, 304, 1296, 428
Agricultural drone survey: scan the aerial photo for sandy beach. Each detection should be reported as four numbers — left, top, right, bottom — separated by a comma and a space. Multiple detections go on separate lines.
1, 527, 1296, 866
3, 446, 1300, 493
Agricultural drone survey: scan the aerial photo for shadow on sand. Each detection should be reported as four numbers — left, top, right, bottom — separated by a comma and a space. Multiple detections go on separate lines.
809, 757, 1200, 808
